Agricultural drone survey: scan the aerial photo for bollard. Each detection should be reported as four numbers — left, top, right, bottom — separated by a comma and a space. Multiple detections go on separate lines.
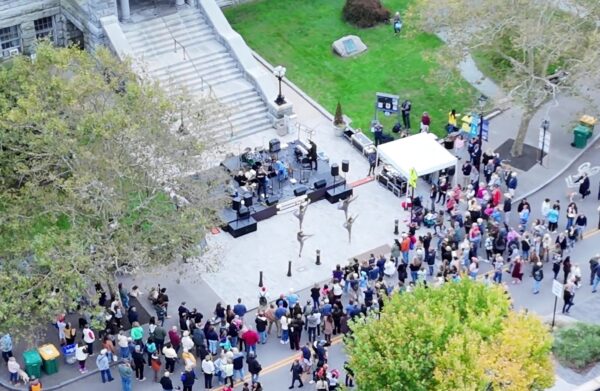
394, 219, 399, 235
287, 260, 292, 277
258, 271, 263, 287
316, 249, 321, 265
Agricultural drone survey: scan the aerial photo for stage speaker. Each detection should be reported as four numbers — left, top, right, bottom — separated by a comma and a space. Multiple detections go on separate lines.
342, 160, 349, 173
330, 163, 339, 177
314, 179, 327, 189
243, 193, 253, 207
238, 206, 250, 219
266, 195, 280, 206
232, 197, 241, 211
294, 186, 308, 196
269, 138, 281, 153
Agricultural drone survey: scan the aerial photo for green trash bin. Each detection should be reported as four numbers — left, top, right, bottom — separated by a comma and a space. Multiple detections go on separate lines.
38, 344, 60, 375
23, 350, 42, 379
572, 125, 590, 148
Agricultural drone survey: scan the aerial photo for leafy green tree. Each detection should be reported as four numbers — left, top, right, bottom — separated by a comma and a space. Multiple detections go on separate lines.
408, 0, 600, 156
0, 42, 226, 341
345, 279, 554, 390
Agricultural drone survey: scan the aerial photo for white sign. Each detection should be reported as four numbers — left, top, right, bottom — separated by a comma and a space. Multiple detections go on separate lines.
552, 280, 564, 298
538, 128, 551, 153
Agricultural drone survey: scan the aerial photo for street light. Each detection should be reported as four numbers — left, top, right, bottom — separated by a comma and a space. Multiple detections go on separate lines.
273, 65, 286, 105
539, 119, 550, 165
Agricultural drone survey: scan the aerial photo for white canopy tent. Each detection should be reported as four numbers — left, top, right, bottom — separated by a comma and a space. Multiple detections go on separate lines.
377, 132, 458, 183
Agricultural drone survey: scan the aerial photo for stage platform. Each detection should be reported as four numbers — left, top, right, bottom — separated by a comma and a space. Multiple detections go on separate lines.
220, 139, 352, 238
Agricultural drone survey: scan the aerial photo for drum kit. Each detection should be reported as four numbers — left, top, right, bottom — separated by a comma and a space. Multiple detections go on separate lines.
240, 146, 271, 168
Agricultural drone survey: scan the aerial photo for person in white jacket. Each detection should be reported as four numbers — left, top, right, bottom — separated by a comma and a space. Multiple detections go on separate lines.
280, 315, 289, 344
7, 357, 20, 384
181, 330, 194, 352
82, 324, 96, 355
75, 343, 89, 373
162, 343, 177, 373
201, 355, 215, 389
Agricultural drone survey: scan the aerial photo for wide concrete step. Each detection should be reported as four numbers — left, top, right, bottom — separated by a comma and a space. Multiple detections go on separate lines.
153, 53, 234, 76
182, 71, 242, 91
124, 8, 205, 31
155, 58, 238, 85
211, 117, 273, 142
126, 25, 213, 48
128, 32, 216, 57
221, 88, 257, 104
209, 117, 272, 140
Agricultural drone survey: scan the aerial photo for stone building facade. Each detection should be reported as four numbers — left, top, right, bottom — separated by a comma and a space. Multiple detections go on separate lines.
0, 0, 118, 58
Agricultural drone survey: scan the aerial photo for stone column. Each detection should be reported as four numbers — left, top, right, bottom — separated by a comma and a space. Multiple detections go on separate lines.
119, 0, 131, 22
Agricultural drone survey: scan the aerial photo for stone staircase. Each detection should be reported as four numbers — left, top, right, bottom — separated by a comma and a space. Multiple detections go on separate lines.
120, 7, 273, 141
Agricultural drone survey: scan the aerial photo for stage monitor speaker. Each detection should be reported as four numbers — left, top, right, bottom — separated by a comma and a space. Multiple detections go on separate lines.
314, 179, 327, 189
269, 138, 281, 153
342, 160, 349, 173
238, 206, 250, 219
330, 163, 339, 177
243, 193, 253, 207
294, 186, 308, 196
232, 197, 241, 211
266, 195, 280, 206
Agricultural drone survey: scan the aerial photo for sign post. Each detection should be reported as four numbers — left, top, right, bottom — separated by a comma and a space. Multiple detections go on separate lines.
551, 279, 563, 328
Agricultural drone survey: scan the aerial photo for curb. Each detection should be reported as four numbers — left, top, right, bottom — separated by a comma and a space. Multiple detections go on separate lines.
512, 132, 600, 205
0, 363, 119, 391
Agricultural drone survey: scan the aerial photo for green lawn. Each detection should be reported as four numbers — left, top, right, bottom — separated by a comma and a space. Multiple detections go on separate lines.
225, 0, 475, 137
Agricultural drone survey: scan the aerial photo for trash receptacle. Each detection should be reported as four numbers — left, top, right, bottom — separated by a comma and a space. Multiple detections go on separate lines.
38, 344, 60, 375
61, 343, 77, 365
23, 350, 42, 379
572, 125, 590, 148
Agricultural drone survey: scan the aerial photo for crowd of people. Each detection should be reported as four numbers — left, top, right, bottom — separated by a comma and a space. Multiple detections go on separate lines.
2, 119, 598, 391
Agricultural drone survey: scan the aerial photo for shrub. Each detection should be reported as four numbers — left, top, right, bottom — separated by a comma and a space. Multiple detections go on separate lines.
342, 0, 391, 28
334, 101, 345, 125
554, 323, 600, 370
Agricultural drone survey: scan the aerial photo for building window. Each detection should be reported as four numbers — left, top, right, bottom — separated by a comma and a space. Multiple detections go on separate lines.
0, 25, 21, 57
34, 16, 55, 40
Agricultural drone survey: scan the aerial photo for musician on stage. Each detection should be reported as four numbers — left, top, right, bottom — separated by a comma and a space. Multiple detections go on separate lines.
308, 140, 318, 170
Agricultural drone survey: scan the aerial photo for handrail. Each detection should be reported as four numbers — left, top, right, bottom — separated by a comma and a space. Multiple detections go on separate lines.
161, 16, 235, 138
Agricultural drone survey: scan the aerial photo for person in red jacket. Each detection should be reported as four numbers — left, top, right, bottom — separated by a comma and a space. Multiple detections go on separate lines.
241, 329, 259, 357
167, 326, 181, 354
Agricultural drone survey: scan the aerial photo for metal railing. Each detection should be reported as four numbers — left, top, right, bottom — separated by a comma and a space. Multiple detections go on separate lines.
161, 17, 235, 139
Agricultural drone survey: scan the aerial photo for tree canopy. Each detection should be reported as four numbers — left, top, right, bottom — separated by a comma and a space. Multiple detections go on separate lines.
409, 0, 600, 156
346, 279, 554, 390
0, 42, 226, 341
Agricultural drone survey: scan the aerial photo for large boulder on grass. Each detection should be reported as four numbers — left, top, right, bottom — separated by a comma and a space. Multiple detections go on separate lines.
343, 0, 391, 28
332, 35, 367, 57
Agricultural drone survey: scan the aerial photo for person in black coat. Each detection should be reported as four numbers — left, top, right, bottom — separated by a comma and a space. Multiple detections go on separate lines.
247, 353, 262, 385
576, 174, 590, 199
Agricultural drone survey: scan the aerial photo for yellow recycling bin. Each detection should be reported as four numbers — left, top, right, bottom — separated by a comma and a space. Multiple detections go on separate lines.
38, 344, 60, 375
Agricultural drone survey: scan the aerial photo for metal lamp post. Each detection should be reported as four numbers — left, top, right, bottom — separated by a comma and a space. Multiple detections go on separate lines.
540, 119, 550, 165
273, 65, 286, 105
